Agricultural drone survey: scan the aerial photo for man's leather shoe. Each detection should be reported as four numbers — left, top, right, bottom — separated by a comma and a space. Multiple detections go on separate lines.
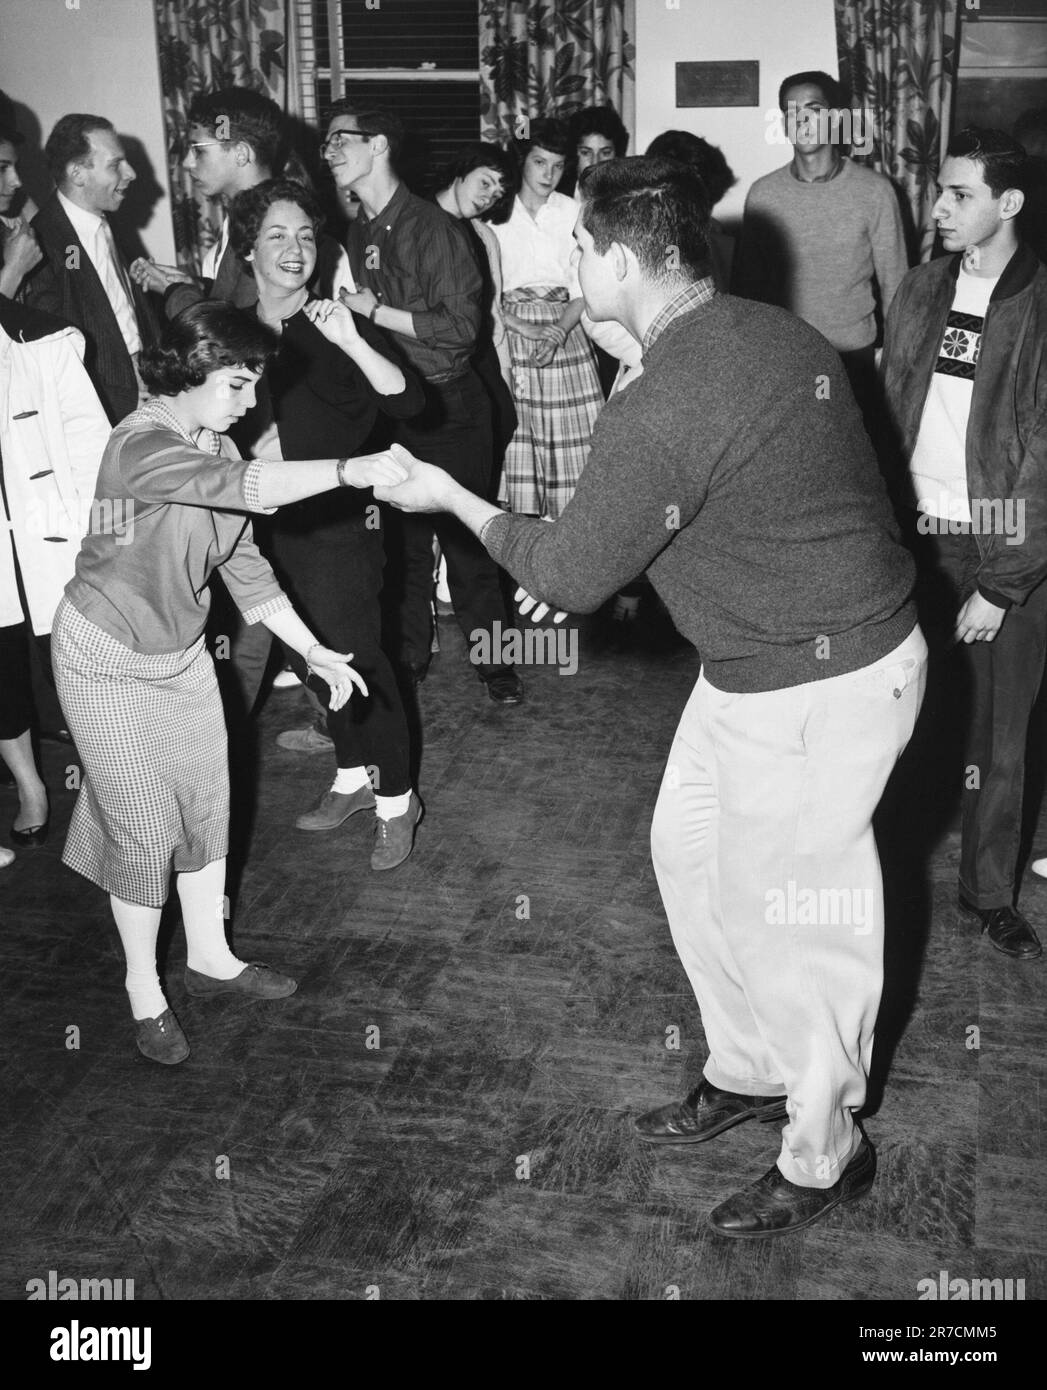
184, 963, 298, 999
480, 670, 524, 705
959, 895, 1042, 960
134, 1008, 190, 1065
634, 1078, 788, 1145
709, 1138, 876, 1238
371, 792, 422, 870
296, 784, 376, 831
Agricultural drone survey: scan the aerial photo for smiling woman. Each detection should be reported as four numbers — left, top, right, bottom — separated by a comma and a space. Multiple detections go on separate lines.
226, 177, 426, 865
51, 299, 410, 1066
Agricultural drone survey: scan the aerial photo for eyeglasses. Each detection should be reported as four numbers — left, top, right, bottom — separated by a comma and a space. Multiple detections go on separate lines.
320, 130, 373, 156
183, 140, 228, 159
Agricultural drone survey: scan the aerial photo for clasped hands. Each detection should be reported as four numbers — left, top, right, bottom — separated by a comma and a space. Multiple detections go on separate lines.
374, 444, 566, 623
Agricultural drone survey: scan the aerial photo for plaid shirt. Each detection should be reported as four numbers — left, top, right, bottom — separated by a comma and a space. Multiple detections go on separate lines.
642, 277, 717, 355
348, 181, 482, 381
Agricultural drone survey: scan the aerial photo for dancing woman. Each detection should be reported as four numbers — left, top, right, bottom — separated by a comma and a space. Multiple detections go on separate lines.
52, 300, 406, 1063
230, 177, 424, 865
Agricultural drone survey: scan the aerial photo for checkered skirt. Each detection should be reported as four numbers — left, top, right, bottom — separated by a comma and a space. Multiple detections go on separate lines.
501, 286, 603, 519
53, 598, 229, 908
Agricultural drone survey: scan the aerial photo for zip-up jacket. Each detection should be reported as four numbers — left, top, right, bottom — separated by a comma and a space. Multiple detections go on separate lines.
881, 242, 1047, 607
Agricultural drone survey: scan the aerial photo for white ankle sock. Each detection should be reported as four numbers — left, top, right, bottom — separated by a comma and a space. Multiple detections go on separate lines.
332, 766, 372, 795
178, 859, 244, 980
375, 791, 412, 821
110, 895, 167, 1020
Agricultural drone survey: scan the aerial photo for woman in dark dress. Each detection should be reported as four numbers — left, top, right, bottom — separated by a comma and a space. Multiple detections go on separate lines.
230, 178, 425, 869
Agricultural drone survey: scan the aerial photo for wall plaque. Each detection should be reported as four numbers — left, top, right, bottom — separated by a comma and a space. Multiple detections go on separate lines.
676, 61, 760, 108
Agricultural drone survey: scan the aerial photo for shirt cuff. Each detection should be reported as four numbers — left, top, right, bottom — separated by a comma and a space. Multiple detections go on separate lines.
241, 593, 292, 626
242, 459, 278, 514
976, 583, 1013, 611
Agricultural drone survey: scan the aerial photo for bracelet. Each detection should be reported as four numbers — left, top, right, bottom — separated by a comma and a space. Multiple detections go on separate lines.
369, 302, 380, 323
336, 457, 352, 487
305, 642, 322, 673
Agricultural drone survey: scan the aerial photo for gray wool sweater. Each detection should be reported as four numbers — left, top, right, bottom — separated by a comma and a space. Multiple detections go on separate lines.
483, 290, 916, 694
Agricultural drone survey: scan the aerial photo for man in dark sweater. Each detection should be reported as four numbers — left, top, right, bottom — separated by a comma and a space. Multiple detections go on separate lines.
375, 158, 926, 1238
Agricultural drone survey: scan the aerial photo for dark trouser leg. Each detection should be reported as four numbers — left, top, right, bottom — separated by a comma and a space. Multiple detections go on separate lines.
392, 371, 513, 674
208, 574, 273, 721
917, 527, 1047, 907
0, 622, 34, 741
960, 576, 1047, 907
272, 523, 411, 798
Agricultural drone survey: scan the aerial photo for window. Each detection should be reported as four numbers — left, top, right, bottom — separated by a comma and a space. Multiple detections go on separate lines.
297, 0, 483, 192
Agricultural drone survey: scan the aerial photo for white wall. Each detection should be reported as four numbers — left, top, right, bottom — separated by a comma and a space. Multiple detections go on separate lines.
634, 0, 838, 226
0, 0, 174, 261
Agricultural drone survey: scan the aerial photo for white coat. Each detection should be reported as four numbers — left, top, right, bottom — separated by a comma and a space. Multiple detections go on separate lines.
0, 303, 110, 634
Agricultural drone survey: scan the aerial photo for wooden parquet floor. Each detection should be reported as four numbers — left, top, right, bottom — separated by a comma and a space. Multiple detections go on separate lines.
1, 606, 1045, 1303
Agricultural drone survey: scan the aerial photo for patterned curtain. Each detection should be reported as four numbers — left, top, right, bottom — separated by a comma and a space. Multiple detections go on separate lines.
835, 0, 959, 262
479, 0, 635, 148
153, 0, 289, 270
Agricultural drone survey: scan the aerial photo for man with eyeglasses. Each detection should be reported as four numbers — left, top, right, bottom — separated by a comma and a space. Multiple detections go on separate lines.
324, 101, 523, 705
129, 89, 287, 314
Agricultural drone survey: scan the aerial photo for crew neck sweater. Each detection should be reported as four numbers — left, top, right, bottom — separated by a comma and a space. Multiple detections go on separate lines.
734, 159, 908, 351
483, 291, 915, 693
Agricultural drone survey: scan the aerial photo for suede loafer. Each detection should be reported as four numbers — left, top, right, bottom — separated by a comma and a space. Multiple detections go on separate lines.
634, 1078, 788, 1145
709, 1138, 876, 1238
184, 963, 298, 999
296, 784, 376, 831
134, 1008, 190, 1065
371, 792, 423, 871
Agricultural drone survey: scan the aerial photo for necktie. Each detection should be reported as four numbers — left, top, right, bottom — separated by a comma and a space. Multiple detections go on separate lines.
94, 218, 142, 356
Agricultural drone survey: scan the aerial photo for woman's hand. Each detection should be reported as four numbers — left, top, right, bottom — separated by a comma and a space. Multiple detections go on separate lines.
304, 296, 361, 346
339, 450, 410, 489
1, 216, 42, 282
506, 313, 561, 344
533, 323, 567, 367
250, 423, 283, 460
129, 257, 195, 294
338, 286, 379, 319
306, 646, 369, 711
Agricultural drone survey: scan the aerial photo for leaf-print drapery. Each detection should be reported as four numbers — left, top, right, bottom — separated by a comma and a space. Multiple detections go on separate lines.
479, 0, 635, 148
835, 0, 959, 262
153, 0, 288, 271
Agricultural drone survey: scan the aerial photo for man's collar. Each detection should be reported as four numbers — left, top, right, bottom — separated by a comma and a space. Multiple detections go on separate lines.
361, 179, 409, 231
642, 278, 716, 353
57, 188, 104, 229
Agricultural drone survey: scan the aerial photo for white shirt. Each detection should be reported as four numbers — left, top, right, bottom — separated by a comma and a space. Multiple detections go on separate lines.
910, 268, 999, 522
201, 215, 229, 281
57, 189, 141, 356
492, 191, 580, 292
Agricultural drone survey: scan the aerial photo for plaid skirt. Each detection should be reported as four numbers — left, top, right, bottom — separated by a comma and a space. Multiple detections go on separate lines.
502, 286, 603, 519
53, 598, 229, 908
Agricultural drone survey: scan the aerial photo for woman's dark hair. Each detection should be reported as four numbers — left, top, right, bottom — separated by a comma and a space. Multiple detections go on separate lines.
138, 301, 275, 396
229, 177, 325, 261
438, 141, 518, 223
644, 130, 736, 207
569, 105, 629, 158
513, 116, 571, 169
